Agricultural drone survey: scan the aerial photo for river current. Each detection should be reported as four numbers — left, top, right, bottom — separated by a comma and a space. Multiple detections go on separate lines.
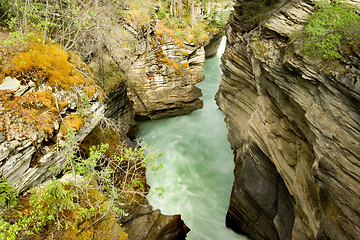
137, 38, 246, 240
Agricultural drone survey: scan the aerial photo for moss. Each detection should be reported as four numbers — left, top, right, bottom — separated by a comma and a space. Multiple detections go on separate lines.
179, 50, 189, 56
0, 41, 93, 90
61, 114, 83, 134
180, 62, 189, 68
0, 90, 61, 136
7, 43, 89, 89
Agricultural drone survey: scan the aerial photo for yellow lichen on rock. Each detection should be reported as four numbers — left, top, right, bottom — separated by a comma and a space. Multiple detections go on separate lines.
8, 43, 88, 89
180, 62, 189, 68
162, 57, 182, 72
0, 90, 60, 137
61, 114, 84, 134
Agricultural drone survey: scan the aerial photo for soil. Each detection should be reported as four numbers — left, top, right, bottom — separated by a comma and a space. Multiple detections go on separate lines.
0, 28, 9, 40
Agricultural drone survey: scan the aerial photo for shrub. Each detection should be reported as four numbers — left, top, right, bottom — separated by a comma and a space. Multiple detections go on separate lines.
302, 0, 360, 59
0, 132, 162, 239
0, 178, 17, 210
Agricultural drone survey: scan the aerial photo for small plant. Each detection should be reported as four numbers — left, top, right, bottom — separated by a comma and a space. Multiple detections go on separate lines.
0, 178, 18, 210
78, 93, 91, 117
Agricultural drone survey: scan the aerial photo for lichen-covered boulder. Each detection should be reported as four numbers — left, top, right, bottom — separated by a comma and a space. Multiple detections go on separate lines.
0, 40, 104, 192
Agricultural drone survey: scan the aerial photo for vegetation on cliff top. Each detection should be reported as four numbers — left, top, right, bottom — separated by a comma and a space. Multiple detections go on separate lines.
302, 0, 360, 59
0, 36, 101, 140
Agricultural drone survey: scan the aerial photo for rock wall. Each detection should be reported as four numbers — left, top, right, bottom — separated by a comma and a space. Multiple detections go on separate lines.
0, 43, 105, 193
216, 0, 360, 239
103, 19, 205, 120
204, 32, 224, 59
120, 199, 189, 240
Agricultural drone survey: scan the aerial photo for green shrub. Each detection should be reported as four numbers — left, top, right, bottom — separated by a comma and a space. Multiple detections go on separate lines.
302, 0, 360, 59
0, 178, 17, 210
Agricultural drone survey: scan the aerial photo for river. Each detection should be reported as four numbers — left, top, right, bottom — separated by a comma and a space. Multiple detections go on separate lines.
137, 38, 246, 240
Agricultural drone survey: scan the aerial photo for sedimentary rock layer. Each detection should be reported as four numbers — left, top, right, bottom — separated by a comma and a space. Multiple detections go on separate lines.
104, 20, 205, 120
216, 0, 360, 239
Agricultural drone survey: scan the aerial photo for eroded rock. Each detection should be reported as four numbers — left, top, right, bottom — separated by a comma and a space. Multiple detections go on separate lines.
217, 0, 360, 239
121, 199, 190, 240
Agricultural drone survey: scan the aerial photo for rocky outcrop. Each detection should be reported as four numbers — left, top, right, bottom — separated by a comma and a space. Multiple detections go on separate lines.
0, 43, 105, 193
102, 19, 205, 120
204, 32, 224, 58
120, 199, 189, 240
216, 0, 360, 239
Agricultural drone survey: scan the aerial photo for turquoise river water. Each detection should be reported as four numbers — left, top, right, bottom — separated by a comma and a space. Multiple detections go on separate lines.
137, 39, 247, 240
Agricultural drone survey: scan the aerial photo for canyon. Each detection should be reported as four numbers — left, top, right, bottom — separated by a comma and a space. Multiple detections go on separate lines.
1, 0, 359, 239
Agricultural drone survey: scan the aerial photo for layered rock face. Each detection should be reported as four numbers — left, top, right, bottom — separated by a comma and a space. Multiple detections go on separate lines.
0, 44, 105, 193
104, 19, 205, 120
120, 199, 189, 240
204, 32, 224, 59
216, 0, 360, 239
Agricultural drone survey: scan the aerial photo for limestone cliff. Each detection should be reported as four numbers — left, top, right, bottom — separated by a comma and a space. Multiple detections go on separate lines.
100, 18, 205, 120
216, 0, 360, 239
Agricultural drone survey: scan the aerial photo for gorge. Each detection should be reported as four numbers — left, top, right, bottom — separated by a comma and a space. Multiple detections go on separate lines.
0, 0, 359, 239
138, 38, 245, 240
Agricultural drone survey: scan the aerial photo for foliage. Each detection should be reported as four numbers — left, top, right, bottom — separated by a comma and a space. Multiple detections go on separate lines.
153, 0, 228, 44
302, 0, 360, 59
0, 128, 161, 239
0, 178, 17, 210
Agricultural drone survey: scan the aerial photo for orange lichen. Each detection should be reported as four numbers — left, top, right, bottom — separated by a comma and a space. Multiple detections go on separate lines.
174, 38, 184, 47
58, 99, 69, 110
5, 43, 89, 89
0, 90, 61, 136
179, 50, 189, 56
156, 28, 164, 36
156, 21, 175, 39
198, 34, 209, 43
162, 57, 182, 72
180, 62, 189, 68
83, 85, 97, 99
0, 73, 4, 84
61, 114, 83, 134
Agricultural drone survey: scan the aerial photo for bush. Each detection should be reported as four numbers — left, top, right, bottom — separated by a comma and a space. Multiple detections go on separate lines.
302, 0, 360, 59
0, 128, 162, 239
0, 178, 17, 210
